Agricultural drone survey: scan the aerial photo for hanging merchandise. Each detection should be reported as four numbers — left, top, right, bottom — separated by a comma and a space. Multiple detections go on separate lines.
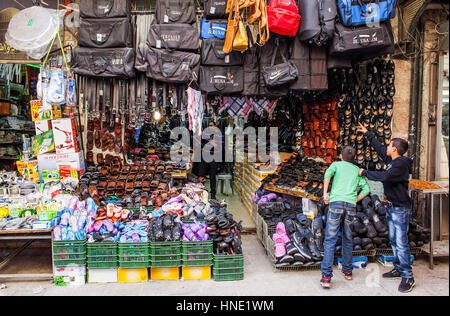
232, 20, 249, 52
267, 0, 301, 37
261, 39, 298, 87
5, 6, 66, 59
78, 17, 133, 48
337, 0, 397, 27
135, 45, 200, 83
46, 68, 66, 105
80, 0, 131, 18
155, 0, 197, 24
204, 0, 229, 19
199, 66, 245, 95
201, 39, 244, 66
290, 35, 328, 91
329, 22, 394, 59
223, 0, 241, 54
148, 24, 200, 51
242, 28, 260, 96
71, 47, 136, 78
199, 19, 227, 39
297, 0, 336, 46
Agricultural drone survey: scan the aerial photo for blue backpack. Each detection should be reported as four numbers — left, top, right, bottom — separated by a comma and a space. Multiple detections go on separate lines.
199, 19, 227, 39
337, 0, 397, 27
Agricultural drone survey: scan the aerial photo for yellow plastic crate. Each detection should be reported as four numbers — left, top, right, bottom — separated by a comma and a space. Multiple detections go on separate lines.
182, 266, 211, 280
118, 268, 148, 283
150, 267, 180, 280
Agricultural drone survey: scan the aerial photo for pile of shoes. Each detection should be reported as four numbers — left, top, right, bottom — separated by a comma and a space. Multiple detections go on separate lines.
332, 58, 395, 170
149, 213, 182, 242
182, 221, 209, 242
182, 201, 211, 221
301, 99, 339, 164
258, 201, 300, 235
118, 220, 150, 243
206, 200, 243, 255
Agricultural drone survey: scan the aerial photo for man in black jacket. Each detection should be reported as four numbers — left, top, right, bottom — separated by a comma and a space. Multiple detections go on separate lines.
357, 123, 415, 293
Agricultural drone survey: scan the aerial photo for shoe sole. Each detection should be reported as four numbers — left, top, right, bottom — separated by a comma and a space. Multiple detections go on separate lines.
320, 282, 331, 288
399, 281, 416, 293
382, 275, 402, 279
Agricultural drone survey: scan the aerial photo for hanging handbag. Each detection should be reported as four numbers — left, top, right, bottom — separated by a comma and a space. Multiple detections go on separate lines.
78, 17, 133, 48
199, 66, 244, 95
135, 44, 200, 83
242, 26, 259, 96
267, 0, 301, 37
261, 38, 298, 87
329, 22, 394, 57
199, 19, 227, 39
204, 0, 228, 19
223, 0, 240, 54
298, 0, 336, 46
148, 24, 199, 51
80, 0, 130, 18
337, 0, 397, 27
201, 38, 244, 66
232, 20, 249, 52
72, 47, 135, 78
155, 0, 197, 24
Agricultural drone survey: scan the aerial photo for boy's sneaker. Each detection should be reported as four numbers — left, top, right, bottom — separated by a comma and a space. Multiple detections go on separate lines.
382, 268, 402, 279
398, 278, 415, 293
342, 270, 353, 280
320, 276, 332, 288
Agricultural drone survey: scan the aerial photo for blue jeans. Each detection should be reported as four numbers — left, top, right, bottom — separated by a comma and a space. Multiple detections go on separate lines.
321, 201, 356, 277
387, 206, 413, 278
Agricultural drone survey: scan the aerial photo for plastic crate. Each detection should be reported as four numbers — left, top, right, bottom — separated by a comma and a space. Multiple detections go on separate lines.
182, 240, 213, 267
118, 242, 150, 268
150, 241, 182, 268
53, 240, 86, 266
213, 254, 244, 281
87, 242, 118, 269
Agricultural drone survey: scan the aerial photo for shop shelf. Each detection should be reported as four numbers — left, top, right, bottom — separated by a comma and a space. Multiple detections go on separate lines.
213, 254, 244, 281
375, 247, 423, 256
335, 249, 377, 258
87, 242, 118, 269
150, 241, 182, 268
118, 242, 150, 268
182, 240, 213, 267
53, 240, 86, 267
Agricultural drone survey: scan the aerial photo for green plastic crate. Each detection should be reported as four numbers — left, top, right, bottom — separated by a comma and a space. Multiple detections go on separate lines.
150, 241, 182, 268
118, 242, 150, 268
182, 240, 213, 267
87, 242, 118, 269
213, 254, 244, 281
53, 240, 86, 266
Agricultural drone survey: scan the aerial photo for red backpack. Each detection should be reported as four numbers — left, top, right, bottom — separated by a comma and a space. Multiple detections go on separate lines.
267, 0, 301, 37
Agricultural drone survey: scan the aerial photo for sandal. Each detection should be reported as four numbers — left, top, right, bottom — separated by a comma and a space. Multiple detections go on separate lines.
130, 165, 140, 174
125, 179, 135, 194
116, 180, 125, 191
142, 180, 151, 192
121, 165, 131, 175
150, 180, 159, 190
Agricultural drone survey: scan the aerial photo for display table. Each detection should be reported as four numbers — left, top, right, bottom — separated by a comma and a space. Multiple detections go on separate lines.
409, 181, 449, 269
0, 228, 53, 281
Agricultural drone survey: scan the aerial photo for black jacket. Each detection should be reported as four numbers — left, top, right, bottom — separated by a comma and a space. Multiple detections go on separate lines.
362, 132, 412, 208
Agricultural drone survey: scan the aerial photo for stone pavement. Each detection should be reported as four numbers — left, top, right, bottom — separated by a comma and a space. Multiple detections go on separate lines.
1, 234, 448, 296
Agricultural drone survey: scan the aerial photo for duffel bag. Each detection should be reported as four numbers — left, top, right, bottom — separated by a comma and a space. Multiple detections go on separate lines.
148, 24, 199, 51
80, 0, 130, 18
200, 19, 227, 39
155, 0, 196, 24
72, 47, 135, 78
78, 18, 133, 48
298, 0, 336, 46
242, 27, 259, 96
199, 66, 244, 95
262, 38, 298, 87
329, 22, 394, 57
337, 0, 397, 27
201, 38, 244, 66
267, 0, 301, 37
204, 0, 228, 19
135, 44, 200, 83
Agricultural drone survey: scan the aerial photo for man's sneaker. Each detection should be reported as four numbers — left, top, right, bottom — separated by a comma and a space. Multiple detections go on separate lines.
342, 270, 353, 280
382, 268, 402, 279
320, 276, 332, 288
398, 278, 415, 293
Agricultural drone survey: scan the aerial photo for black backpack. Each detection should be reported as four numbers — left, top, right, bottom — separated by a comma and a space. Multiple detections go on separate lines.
298, 0, 337, 46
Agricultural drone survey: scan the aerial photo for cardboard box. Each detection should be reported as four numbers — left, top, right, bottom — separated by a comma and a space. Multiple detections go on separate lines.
88, 268, 118, 283
118, 268, 148, 283
31, 130, 54, 157
302, 198, 318, 219
182, 266, 211, 280
52, 118, 78, 154
37, 151, 85, 182
54, 266, 86, 286
35, 120, 52, 135
30, 100, 52, 121
150, 267, 180, 280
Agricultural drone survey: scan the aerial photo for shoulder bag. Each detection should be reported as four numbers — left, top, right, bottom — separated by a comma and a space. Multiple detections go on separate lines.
201, 38, 244, 66
78, 17, 133, 48
148, 24, 199, 51
337, 0, 397, 27
155, 0, 197, 24
261, 38, 298, 87
199, 19, 227, 39
80, 0, 130, 18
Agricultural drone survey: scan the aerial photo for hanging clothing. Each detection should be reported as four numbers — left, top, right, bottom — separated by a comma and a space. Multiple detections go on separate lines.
187, 87, 204, 137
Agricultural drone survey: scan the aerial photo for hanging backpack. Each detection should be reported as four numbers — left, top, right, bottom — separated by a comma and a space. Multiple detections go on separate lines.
261, 38, 298, 87
267, 0, 301, 37
204, 0, 228, 19
298, 0, 337, 46
155, 0, 197, 24
337, 0, 397, 27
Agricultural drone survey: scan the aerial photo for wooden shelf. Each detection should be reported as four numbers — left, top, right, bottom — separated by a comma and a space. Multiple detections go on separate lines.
264, 185, 321, 201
